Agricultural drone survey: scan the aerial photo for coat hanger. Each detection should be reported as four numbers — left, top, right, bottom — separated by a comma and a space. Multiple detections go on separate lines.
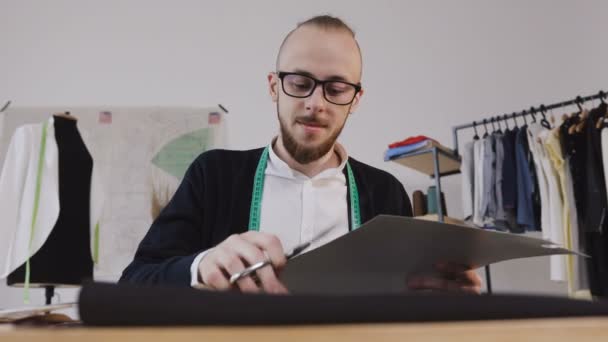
511, 112, 519, 128
575, 96, 584, 114
482, 119, 489, 138
539, 104, 551, 129
472, 121, 480, 140
503, 114, 510, 130
568, 96, 586, 135
574, 96, 588, 133
521, 110, 528, 126
529, 107, 537, 123
490, 117, 497, 133
596, 91, 608, 129
495, 115, 503, 133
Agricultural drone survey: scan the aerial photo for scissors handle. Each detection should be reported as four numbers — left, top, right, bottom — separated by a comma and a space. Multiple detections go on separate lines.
228, 236, 320, 285
229, 259, 270, 284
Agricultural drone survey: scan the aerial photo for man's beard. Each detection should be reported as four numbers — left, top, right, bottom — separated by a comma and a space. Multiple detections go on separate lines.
278, 112, 346, 165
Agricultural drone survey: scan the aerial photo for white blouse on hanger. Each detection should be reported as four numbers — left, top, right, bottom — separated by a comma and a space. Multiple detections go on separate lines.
460, 141, 475, 222
538, 129, 566, 282
472, 138, 485, 226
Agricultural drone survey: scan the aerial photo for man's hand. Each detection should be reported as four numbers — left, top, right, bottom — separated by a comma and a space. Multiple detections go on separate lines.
406, 263, 482, 294
198, 231, 288, 294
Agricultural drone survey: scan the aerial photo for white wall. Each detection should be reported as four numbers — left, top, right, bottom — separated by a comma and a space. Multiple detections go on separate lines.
1, 0, 607, 309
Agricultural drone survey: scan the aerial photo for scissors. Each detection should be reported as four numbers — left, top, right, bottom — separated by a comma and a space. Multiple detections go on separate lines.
229, 227, 333, 285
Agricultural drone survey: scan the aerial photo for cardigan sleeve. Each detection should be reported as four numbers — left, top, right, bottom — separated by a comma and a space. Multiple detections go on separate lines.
395, 179, 413, 217
119, 159, 206, 286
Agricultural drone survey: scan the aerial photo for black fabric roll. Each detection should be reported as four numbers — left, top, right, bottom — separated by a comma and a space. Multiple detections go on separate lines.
79, 282, 608, 326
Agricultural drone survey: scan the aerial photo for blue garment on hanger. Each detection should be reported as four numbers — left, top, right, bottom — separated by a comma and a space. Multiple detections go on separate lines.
515, 126, 536, 231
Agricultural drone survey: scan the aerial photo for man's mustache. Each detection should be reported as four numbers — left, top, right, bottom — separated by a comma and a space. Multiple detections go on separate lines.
295, 116, 329, 127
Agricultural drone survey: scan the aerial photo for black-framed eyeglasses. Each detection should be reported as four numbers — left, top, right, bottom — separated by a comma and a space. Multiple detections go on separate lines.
277, 71, 361, 106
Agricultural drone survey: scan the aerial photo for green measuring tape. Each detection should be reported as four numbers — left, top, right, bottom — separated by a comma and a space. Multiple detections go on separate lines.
248, 146, 361, 231
23, 122, 49, 303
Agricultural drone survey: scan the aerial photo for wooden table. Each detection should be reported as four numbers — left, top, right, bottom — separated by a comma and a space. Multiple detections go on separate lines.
1, 317, 608, 341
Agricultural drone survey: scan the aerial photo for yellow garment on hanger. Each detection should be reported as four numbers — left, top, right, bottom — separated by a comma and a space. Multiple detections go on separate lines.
544, 128, 576, 295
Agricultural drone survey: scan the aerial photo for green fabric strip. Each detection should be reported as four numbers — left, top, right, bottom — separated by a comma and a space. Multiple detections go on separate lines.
24, 121, 48, 303
93, 222, 100, 264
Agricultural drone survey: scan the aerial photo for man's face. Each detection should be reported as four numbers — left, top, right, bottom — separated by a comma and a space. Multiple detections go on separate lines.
268, 26, 363, 164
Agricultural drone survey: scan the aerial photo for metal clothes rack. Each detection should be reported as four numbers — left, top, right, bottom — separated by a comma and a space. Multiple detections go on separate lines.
452, 90, 607, 155
448, 89, 607, 294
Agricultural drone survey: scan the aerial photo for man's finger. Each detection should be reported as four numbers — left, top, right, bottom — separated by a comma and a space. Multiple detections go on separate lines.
225, 233, 289, 293
458, 285, 482, 295
215, 250, 260, 293
435, 262, 470, 274
241, 232, 287, 269
406, 275, 448, 290
200, 261, 231, 290
455, 270, 483, 287
254, 263, 289, 294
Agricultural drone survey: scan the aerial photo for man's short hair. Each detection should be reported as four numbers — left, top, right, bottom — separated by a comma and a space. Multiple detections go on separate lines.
296, 15, 356, 37
276, 15, 362, 73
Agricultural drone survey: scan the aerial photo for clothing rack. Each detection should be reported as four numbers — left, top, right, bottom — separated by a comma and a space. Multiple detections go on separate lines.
451, 90, 608, 155
449, 89, 607, 295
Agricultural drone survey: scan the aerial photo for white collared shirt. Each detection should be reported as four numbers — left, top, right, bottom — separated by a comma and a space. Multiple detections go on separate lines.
190, 141, 349, 288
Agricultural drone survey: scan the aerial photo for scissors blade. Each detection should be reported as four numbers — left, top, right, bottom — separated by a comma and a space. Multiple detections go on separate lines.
230, 227, 335, 285
287, 226, 334, 259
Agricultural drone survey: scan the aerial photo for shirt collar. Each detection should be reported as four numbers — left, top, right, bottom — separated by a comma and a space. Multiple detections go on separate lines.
266, 137, 348, 181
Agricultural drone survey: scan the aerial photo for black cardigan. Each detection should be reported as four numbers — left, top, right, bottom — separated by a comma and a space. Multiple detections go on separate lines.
120, 148, 412, 285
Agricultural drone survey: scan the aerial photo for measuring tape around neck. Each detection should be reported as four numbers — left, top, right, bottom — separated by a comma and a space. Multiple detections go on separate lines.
248, 146, 361, 231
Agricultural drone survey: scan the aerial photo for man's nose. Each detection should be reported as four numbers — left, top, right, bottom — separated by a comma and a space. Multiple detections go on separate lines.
305, 84, 326, 112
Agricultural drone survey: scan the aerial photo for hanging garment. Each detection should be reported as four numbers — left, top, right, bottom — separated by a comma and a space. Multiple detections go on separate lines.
563, 157, 588, 293
0, 116, 105, 280
603, 124, 608, 224
480, 135, 496, 227
515, 126, 535, 231
460, 141, 475, 222
545, 127, 578, 288
560, 115, 587, 237
560, 115, 600, 293
583, 103, 608, 234
527, 123, 551, 240
582, 104, 608, 296
538, 129, 566, 282
493, 132, 508, 231
7, 116, 94, 285
472, 138, 485, 226
501, 127, 519, 232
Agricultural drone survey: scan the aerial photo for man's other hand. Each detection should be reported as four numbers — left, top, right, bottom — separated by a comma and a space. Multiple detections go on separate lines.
406, 263, 482, 294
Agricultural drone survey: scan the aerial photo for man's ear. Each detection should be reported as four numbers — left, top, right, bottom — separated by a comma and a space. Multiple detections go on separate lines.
349, 87, 364, 114
268, 72, 279, 103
